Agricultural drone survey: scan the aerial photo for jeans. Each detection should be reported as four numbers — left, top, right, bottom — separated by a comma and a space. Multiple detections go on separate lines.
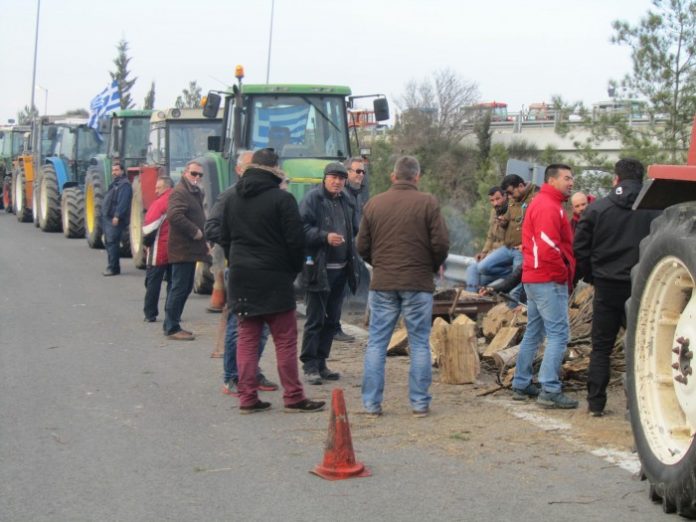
587, 279, 630, 412
465, 259, 511, 292
512, 282, 569, 394
103, 218, 127, 273
362, 290, 433, 412
223, 312, 269, 383
163, 262, 195, 335
143, 264, 171, 320
300, 269, 347, 374
237, 309, 305, 408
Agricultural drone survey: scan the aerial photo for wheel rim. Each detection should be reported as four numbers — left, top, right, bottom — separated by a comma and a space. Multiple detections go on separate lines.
14, 175, 23, 210
635, 255, 696, 465
85, 183, 95, 234
33, 189, 39, 221
130, 195, 142, 256
40, 177, 49, 222
62, 195, 69, 231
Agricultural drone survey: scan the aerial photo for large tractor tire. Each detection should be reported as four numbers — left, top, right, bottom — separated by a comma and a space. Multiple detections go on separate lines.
84, 169, 104, 248
32, 173, 41, 227
193, 261, 214, 295
626, 202, 696, 518
61, 187, 85, 238
2, 174, 12, 213
13, 169, 32, 223
38, 165, 62, 232
129, 178, 146, 269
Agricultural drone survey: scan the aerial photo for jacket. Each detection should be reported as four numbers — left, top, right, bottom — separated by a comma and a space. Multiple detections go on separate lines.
343, 183, 368, 226
300, 185, 359, 293
219, 167, 304, 317
142, 188, 172, 266
102, 175, 132, 223
573, 179, 660, 283
166, 177, 208, 264
481, 206, 507, 255
357, 181, 449, 292
205, 183, 236, 247
502, 183, 537, 247
521, 183, 575, 287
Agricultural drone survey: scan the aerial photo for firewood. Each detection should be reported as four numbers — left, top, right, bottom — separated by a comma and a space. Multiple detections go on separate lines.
483, 327, 520, 358
430, 317, 450, 367
387, 327, 409, 356
440, 313, 479, 384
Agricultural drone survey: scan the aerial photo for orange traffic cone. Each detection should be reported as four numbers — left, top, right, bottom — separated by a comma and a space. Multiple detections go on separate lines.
206, 269, 225, 313
311, 388, 371, 480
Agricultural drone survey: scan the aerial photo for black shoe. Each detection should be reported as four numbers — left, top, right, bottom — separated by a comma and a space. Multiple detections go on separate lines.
284, 399, 325, 413
319, 368, 340, 381
240, 400, 271, 414
102, 270, 119, 276
143, 317, 157, 323
512, 384, 541, 401
333, 331, 355, 342
304, 372, 323, 385
537, 391, 579, 409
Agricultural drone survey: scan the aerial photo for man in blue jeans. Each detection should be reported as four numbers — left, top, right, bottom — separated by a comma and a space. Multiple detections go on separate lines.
357, 155, 449, 418
512, 164, 578, 409
101, 163, 132, 276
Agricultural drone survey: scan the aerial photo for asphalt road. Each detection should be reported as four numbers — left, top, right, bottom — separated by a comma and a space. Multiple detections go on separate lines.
0, 212, 675, 522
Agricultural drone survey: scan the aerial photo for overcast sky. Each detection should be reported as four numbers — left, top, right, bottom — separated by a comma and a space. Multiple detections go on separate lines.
0, 0, 654, 123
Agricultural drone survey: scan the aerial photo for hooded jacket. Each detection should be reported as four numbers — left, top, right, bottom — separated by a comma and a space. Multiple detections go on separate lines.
521, 183, 575, 287
219, 167, 304, 317
573, 179, 660, 283
166, 177, 208, 264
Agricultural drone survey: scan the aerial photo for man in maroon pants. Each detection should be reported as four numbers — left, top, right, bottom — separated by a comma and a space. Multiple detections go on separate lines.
219, 148, 324, 414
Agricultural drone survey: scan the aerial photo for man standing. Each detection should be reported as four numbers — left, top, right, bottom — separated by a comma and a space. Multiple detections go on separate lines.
359, 155, 449, 417
142, 175, 174, 322
205, 151, 278, 396
512, 164, 577, 409
300, 162, 359, 384
570, 191, 594, 234
465, 186, 509, 291
574, 159, 660, 416
164, 161, 208, 340
102, 163, 132, 276
220, 148, 324, 414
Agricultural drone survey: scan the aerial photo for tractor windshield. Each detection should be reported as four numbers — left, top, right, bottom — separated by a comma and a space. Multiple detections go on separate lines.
165, 121, 219, 180
11, 131, 25, 156
246, 95, 349, 159
122, 117, 150, 162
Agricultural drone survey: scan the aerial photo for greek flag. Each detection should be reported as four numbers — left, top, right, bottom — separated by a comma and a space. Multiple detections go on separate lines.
88, 81, 121, 139
251, 105, 310, 149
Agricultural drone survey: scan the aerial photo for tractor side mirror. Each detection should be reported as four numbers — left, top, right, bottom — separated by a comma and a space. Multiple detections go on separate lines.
47, 126, 57, 140
203, 93, 221, 119
207, 135, 221, 151
373, 98, 390, 122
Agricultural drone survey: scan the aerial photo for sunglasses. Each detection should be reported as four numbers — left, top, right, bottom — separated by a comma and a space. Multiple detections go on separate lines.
352, 169, 366, 175
189, 171, 204, 178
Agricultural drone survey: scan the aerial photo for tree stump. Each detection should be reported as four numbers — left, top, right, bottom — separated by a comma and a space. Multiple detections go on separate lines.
430, 317, 450, 368
440, 314, 480, 384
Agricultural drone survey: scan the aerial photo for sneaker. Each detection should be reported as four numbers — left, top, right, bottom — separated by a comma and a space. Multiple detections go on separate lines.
304, 372, 323, 385
222, 380, 239, 397
588, 409, 605, 417
333, 331, 355, 342
537, 391, 579, 409
257, 374, 279, 391
319, 368, 340, 381
364, 410, 382, 419
413, 407, 430, 418
143, 317, 157, 323
240, 400, 271, 414
284, 399, 325, 413
102, 269, 120, 276
512, 384, 541, 401
167, 330, 195, 341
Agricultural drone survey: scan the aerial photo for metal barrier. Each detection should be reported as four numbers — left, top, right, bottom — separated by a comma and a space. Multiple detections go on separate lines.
442, 254, 475, 284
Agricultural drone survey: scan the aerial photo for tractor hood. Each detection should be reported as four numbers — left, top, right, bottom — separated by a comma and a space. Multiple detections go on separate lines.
280, 158, 333, 184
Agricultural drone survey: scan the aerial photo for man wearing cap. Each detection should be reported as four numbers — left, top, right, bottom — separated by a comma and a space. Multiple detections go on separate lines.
299, 162, 360, 385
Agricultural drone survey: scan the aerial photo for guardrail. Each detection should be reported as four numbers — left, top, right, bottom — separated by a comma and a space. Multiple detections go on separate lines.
443, 254, 475, 284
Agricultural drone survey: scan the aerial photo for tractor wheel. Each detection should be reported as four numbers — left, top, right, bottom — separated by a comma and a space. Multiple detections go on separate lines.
38, 165, 62, 232
129, 178, 146, 269
2, 175, 12, 213
13, 169, 32, 223
626, 202, 696, 519
32, 173, 41, 227
193, 261, 214, 295
61, 187, 85, 238
84, 169, 104, 248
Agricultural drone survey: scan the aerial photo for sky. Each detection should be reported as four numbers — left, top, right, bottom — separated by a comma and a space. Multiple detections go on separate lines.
0, 0, 655, 124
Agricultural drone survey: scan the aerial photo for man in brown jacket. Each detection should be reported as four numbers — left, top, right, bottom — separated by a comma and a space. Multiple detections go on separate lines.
357, 155, 449, 418
164, 161, 208, 340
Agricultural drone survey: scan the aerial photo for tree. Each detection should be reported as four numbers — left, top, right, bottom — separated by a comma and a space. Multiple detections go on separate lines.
110, 39, 136, 110
175, 81, 202, 109
144, 82, 156, 110
65, 108, 89, 117
17, 105, 38, 125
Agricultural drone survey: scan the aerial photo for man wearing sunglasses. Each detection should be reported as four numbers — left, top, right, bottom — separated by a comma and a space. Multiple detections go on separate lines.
164, 161, 208, 340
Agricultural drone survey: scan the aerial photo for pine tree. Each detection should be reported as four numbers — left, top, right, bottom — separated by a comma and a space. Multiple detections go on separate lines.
110, 39, 137, 110
144, 81, 155, 110
175, 81, 202, 109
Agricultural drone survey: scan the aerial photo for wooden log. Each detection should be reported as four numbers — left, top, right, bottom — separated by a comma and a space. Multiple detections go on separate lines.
492, 345, 520, 370
481, 303, 513, 338
429, 317, 450, 368
440, 313, 480, 384
387, 327, 409, 356
482, 326, 520, 358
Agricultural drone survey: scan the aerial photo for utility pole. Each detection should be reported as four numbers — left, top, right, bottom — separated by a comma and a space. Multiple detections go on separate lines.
30, 0, 41, 118
265, 0, 275, 84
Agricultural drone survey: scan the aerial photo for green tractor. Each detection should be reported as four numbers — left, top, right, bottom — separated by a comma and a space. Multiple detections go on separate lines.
1, 125, 31, 212
84, 110, 152, 249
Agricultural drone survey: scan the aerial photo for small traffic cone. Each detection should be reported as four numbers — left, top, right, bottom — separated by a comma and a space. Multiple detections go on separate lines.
206, 269, 225, 313
311, 388, 371, 480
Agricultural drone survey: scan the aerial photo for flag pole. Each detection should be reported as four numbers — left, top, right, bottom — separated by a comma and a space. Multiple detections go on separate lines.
265, 0, 275, 84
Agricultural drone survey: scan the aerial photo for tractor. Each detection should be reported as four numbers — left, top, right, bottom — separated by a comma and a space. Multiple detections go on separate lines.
626, 116, 696, 517
84, 110, 152, 249
34, 120, 103, 236
128, 108, 221, 268
0, 124, 30, 212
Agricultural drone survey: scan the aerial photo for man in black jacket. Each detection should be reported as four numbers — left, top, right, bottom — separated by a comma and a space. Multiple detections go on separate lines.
299, 162, 359, 385
102, 163, 132, 276
219, 148, 324, 414
574, 158, 660, 416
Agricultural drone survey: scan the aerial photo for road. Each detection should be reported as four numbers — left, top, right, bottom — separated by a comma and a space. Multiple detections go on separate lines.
0, 212, 673, 522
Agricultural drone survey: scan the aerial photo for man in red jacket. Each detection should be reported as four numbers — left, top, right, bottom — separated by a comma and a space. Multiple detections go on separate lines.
142, 175, 174, 322
511, 164, 578, 409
